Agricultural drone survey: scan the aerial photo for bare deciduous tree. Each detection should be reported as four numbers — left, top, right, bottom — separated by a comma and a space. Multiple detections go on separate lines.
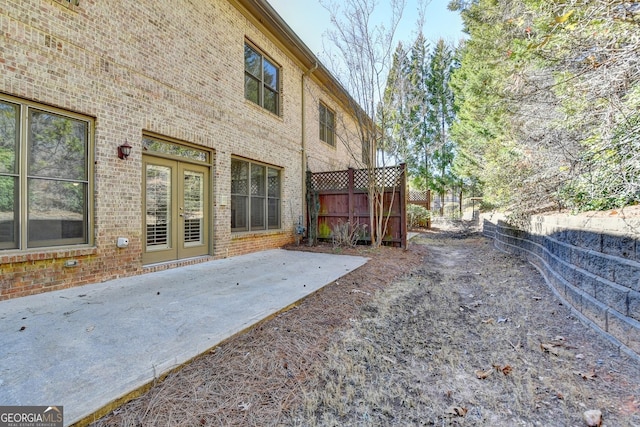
320, 0, 413, 246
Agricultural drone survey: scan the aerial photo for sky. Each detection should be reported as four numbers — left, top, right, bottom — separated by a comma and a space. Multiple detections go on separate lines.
266, 0, 466, 59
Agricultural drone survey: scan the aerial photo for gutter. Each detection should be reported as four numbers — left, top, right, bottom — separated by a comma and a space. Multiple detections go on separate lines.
234, 0, 360, 119
301, 62, 319, 229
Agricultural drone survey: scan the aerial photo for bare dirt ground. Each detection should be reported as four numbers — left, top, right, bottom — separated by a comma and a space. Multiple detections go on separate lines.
92, 222, 640, 426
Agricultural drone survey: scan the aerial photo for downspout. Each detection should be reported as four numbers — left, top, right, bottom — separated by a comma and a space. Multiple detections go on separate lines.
301, 62, 318, 231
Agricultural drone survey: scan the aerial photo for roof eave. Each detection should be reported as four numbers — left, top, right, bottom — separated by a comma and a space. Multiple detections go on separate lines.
233, 0, 348, 100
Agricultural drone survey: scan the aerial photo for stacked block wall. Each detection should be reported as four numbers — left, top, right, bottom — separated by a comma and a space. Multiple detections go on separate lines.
482, 213, 640, 361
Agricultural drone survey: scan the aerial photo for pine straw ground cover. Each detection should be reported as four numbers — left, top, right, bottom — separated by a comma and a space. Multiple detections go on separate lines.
92, 223, 640, 426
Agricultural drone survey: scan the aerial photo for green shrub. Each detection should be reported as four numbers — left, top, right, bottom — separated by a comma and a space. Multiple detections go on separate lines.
407, 204, 430, 228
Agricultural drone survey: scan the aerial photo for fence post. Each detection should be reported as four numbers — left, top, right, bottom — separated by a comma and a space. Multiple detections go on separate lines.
400, 164, 407, 249
427, 190, 431, 229
348, 167, 355, 227
306, 170, 319, 246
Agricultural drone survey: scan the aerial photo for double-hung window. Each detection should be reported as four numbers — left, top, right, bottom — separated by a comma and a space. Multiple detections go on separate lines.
231, 158, 281, 232
244, 42, 280, 115
0, 96, 92, 250
319, 102, 336, 146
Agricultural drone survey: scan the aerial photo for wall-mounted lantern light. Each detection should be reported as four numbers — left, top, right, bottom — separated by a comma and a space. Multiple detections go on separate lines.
118, 142, 132, 160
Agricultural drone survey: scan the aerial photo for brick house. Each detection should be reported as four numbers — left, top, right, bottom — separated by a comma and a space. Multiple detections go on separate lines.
0, 0, 365, 299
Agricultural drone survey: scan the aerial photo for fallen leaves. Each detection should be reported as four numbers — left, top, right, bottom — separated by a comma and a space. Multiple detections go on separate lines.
540, 342, 562, 356
445, 406, 468, 417
499, 364, 513, 376
475, 364, 512, 379
574, 369, 597, 381
88, 231, 640, 427
492, 363, 513, 376
540, 338, 576, 358
475, 368, 493, 380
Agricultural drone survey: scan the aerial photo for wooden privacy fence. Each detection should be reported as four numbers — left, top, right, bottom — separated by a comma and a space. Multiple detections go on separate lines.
307, 164, 407, 248
408, 189, 432, 228
408, 190, 431, 209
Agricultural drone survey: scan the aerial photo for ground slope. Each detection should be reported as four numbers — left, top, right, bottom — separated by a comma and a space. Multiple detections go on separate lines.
93, 224, 640, 426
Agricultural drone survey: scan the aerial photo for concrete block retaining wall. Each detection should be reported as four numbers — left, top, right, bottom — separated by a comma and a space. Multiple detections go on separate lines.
482, 213, 640, 361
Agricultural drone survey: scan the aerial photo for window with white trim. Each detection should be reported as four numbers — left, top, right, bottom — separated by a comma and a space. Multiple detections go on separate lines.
0, 96, 93, 250
231, 158, 281, 231
244, 42, 280, 115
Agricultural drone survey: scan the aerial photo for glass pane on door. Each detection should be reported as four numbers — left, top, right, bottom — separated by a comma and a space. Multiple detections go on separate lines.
183, 170, 203, 247
146, 164, 172, 251
143, 155, 209, 264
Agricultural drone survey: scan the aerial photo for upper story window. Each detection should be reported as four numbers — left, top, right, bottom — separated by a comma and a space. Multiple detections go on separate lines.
244, 42, 280, 115
319, 102, 336, 147
231, 158, 281, 232
0, 95, 93, 250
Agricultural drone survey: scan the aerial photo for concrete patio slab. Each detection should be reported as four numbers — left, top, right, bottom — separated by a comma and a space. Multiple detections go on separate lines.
0, 249, 368, 426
